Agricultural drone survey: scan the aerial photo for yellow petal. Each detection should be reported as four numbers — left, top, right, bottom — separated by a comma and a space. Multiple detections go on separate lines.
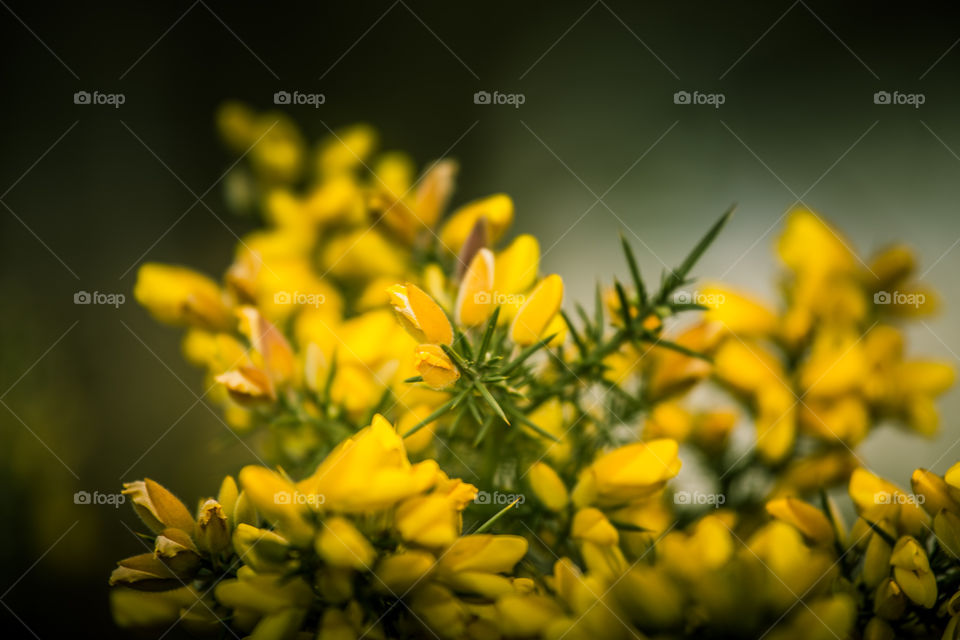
455, 248, 495, 327
388, 283, 453, 346
439, 194, 514, 254
414, 344, 460, 390
510, 274, 563, 346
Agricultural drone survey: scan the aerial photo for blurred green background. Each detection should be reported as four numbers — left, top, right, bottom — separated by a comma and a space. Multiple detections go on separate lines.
3, 1, 960, 636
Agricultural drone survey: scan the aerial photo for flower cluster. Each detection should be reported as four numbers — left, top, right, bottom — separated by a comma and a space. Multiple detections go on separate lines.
113, 107, 959, 639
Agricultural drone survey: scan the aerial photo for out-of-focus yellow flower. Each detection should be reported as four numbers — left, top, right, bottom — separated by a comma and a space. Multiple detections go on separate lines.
494, 235, 540, 302
322, 228, 409, 279
528, 462, 569, 512
700, 284, 778, 337
571, 507, 618, 546
135, 263, 232, 330
318, 123, 377, 174
388, 283, 454, 346
510, 274, 563, 346
454, 248, 495, 327
395, 494, 460, 547
765, 497, 834, 546
778, 209, 855, 278
911, 468, 960, 516
572, 438, 681, 508
316, 517, 376, 569
439, 194, 514, 253
414, 344, 460, 390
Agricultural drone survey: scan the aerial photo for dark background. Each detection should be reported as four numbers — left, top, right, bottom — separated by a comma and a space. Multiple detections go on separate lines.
3, 1, 960, 636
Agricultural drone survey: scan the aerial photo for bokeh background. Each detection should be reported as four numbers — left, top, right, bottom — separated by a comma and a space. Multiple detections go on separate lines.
3, 1, 960, 636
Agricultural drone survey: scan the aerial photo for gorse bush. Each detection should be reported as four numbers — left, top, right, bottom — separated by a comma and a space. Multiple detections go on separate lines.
110, 103, 957, 640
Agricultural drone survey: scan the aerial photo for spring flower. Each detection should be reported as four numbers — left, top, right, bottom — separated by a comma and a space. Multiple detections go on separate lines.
389, 283, 454, 345
528, 461, 569, 512
413, 343, 461, 390
454, 248, 495, 327
510, 273, 564, 346
439, 194, 514, 253
134, 263, 232, 330
572, 438, 681, 508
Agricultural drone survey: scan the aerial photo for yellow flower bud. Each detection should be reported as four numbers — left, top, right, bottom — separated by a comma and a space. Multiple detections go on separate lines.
134, 263, 231, 330
154, 527, 201, 577
510, 274, 563, 346
863, 527, 893, 589
890, 536, 937, 608
873, 578, 906, 620
912, 468, 960, 516
935, 510, 960, 558
122, 479, 195, 535
439, 194, 514, 253
388, 283, 453, 345
528, 462, 569, 512
195, 499, 230, 555
316, 517, 376, 570
454, 248, 495, 327
413, 344, 460, 390
765, 498, 834, 546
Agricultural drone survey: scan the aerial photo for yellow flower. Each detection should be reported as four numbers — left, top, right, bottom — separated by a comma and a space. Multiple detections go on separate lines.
439, 194, 514, 253
122, 479, 195, 535
373, 550, 436, 593
571, 508, 618, 546
388, 283, 453, 346
454, 248, 495, 327
765, 497, 834, 546
700, 283, 777, 337
528, 462, 569, 512
413, 344, 460, 390
316, 517, 376, 569
493, 234, 540, 302
911, 468, 960, 516
571, 438, 681, 508
395, 494, 460, 547
134, 263, 231, 330
238, 465, 315, 546
299, 415, 438, 512
889, 535, 937, 608
195, 499, 230, 555
510, 274, 563, 346
778, 209, 855, 277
